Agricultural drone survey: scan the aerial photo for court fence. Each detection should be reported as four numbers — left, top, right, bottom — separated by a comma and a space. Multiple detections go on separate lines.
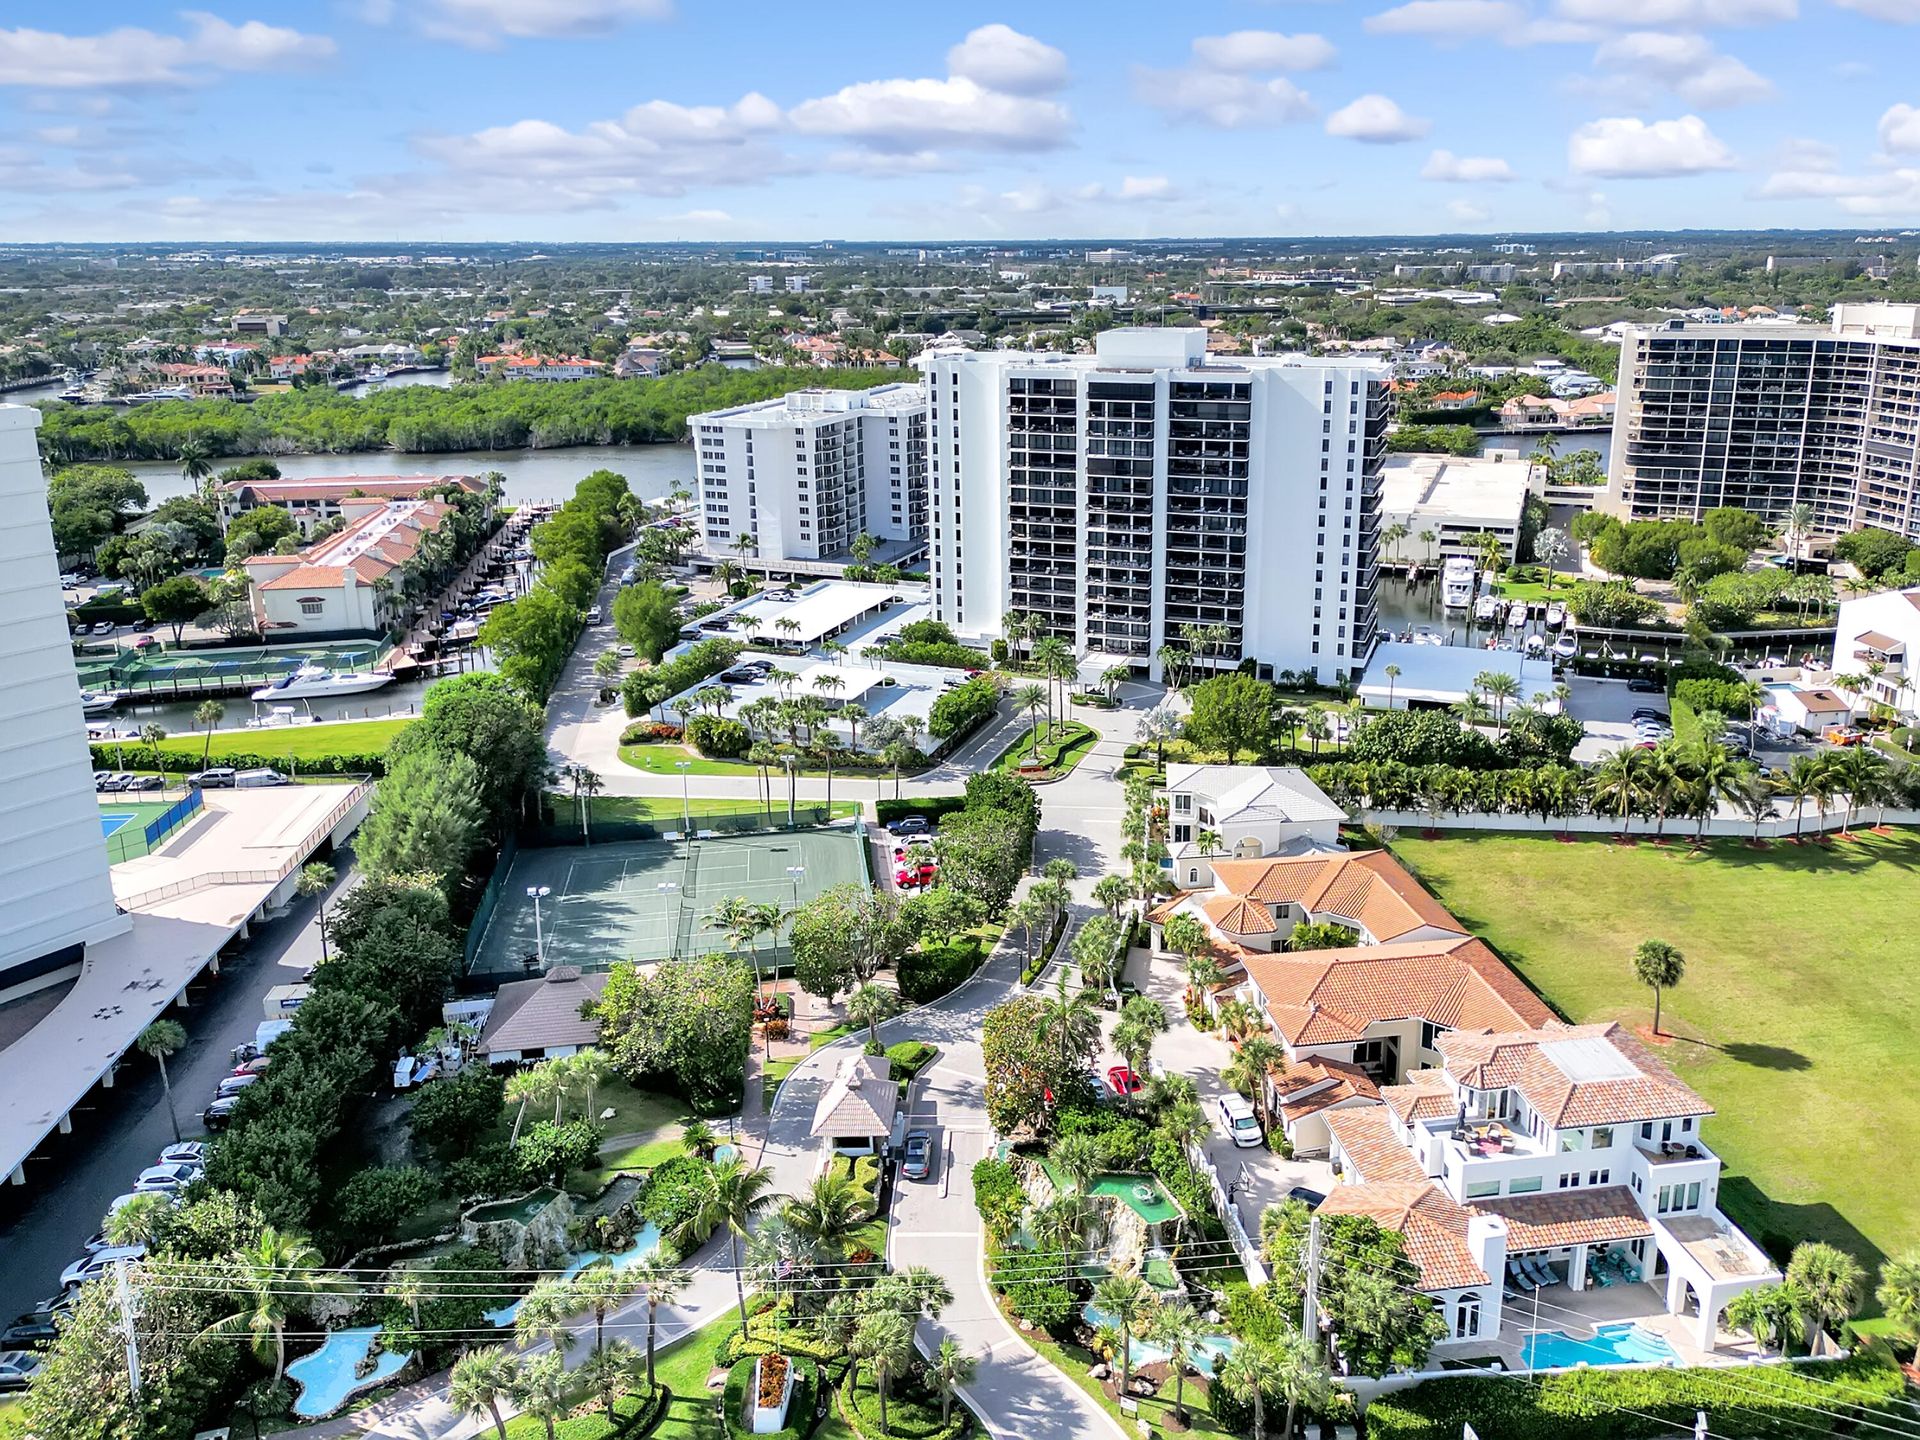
104, 787, 205, 864
463, 830, 520, 972
527, 806, 839, 848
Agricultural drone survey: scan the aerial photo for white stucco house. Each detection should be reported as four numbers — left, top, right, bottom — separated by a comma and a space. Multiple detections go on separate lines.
1832, 585, 1918, 720
1158, 764, 1345, 887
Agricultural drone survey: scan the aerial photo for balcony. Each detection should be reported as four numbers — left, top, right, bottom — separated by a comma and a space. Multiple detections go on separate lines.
1636, 1137, 1717, 1169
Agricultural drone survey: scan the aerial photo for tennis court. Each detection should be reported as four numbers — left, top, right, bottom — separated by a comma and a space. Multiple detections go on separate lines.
96, 795, 201, 862
468, 826, 869, 979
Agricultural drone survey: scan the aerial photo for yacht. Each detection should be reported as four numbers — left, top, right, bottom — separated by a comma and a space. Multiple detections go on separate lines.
1441, 558, 1477, 611
249, 665, 392, 702
1411, 625, 1445, 646
1473, 595, 1502, 626
246, 704, 321, 730
80, 691, 121, 716
1544, 602, 1567, 630
1552, 632, 1578, 661
1507, 601, 1529, 631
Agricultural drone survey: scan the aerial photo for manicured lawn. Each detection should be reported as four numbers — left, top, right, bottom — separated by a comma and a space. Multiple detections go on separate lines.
140, 717, 413, 764
0, 1400, 27, 1438
588, 1079, 702, 1174
991, 721, 1099, 779
619, 740, 907, 787
1391, 829, 1920, 1284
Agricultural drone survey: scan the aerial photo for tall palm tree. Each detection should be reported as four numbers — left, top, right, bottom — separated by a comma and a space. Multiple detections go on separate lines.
1149, 1302, 1208, 1425
1383, 663, 1401, 711
783, 1168, 868, 1261
631, 1252, 689, 1389
1473, 670, 1521, 733
1037, 970, 1101, 1075
1014, 683, 1047, 757
449, 1346, 519, 1440
505, 1065, 556, 1147
1787, 1242, 1867, 1350
852, 1311, 916, 1434
513, 1351, 568, 1440
1091, 1273, 1156, 1398
847, 981, 900, 1052
571, 1262, 644, 1354
672, 1154, 778, 1329
194, 698, 224, 768
197, 1227, 335, 1386
930, 1337, 977, 1427
577, 1339, 638, 1420
1592, 746, 1650, 828
138, 1018, 188, 1144
1875, 1249, 1920, 1362
1226, 1035, 1286, 1134
514, 1277, 579, 1357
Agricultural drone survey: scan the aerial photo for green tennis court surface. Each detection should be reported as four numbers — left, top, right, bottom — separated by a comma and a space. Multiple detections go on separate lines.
96, 797, 189, 861
468, 827, 868, 979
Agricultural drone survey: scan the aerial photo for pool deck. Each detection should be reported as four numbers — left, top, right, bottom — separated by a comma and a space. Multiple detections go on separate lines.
1446, 1279, 1771, 1372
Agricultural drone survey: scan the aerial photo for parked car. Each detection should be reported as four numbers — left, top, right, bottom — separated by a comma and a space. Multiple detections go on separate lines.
1105, 1065, 1143, 1098
61, 1246, 145, 1290
157, 1141, 205, 1166
1216, 1093, 1263, 1148
233, 768, 291, 787
889, 816, 933, 838
586, 605, 603, 626
1630, 708, 1670, 723
1626, 677, 1663, 694
719, 668, 760, 684
214, 1074, 260, 1100
1286, 1186, 1328, 1209
616, 645, 636, 659
133, 1163, 202, 1193
188, 768, 237, 788
201, 1097, 239, 1131
124, 775, 165, 792
90, 621, 115, 635
0, 1319, 57, 1351
230, 1055, 270, 1077
131, 634, 156, 650
0, 1351, 43, 1392
901, 1130, 935, 1182
97, 772, 135, 792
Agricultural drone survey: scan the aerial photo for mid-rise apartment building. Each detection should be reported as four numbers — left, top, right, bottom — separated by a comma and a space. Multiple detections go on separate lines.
0, 405, 128, 999
690, 383, 928, 563
920, 328, 1390, 685
1610, 302, 1920, 539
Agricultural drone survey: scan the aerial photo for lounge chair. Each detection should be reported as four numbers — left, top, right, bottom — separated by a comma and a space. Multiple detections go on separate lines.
1525, 1257, 1559, 1288
1506, 1260, 1540, 1292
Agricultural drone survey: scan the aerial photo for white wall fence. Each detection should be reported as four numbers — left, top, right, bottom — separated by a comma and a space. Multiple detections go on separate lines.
1353, 806, 1919, 841
1183, 1137, 1269, 1286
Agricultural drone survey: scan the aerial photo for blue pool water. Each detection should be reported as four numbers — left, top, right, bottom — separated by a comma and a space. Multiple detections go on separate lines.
713, 1143, 738, 1164
1523, 1323, 1677, 1369
1082, 1301, 1237, 1376
286, 1326, 410, 1418
482, 1223, 664, 1328
99, 813, 134, 837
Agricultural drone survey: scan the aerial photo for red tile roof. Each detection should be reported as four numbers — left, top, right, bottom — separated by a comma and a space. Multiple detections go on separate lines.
1380, 1069, 1458, 1125
1477, 1186, 1652, 1253
1325, 1108, 1425, 1184
1437, 1023, 1711, 1129
1207, 850, 1463, 944
1273, 1055, 1380, 1121
1315, 1181, 1487, 1290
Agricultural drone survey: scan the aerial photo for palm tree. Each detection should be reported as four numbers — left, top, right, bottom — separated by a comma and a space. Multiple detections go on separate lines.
505, 1065, 555, 1147
847, 981, 900, 1052
1226, 1035, 1285, 1134
1688, 744, 1746, 841
1032, 634, 1074, 731
1269, 1331, 1335, 1440
577, 1339, 638, 1420
783, 1168, 868, 1260
632, 1252, 689, 1389
1383, 662, 1401, 711
197, 1227, 334, 1386
1788, 1242, 1867, 1350
1029, 1191, 1097, 1268
1592, 746, 1650, 828
1149, 1301, 1207, 1424
853, 1311, 916, 1434
1875, 1249, 1920, 1361
571, 1262, 644, 1353
1090, 1272, 1156, 1398
1473, 670, 1521, 733
514, 1277, 579, 1357
138, 722, 169, 781
176, 440, 214, 502
194, 698, 224, 768
1215, 1342, 1275, 1440
1781, 501, 1816, 560
672, 1154, 778, 1329
104, 1191, 174, 1249
930, 1338, 977, 1427
1014, 683, 1047, 757
1038, 970, 1101, 1075
1631, 938, 1686, 1036
513, 1351, 568, 1440
386, 1267, 427, 1336
449, 1346, 520, 1440
138, 1018, 188, 1144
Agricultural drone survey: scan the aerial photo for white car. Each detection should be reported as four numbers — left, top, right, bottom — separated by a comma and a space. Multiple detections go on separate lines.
132, 1162, 202, 1193
61, 1245, 145, 1289
0, 1350, 43, 1392
1217, 1093, 1264, 1149
157, 1142, 205, 1166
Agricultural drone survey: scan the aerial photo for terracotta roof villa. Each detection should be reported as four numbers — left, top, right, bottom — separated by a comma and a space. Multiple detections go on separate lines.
243, 497, 455, 636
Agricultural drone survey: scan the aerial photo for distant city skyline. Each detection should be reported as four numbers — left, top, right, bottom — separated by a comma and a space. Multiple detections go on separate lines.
2, 1, 1918, 242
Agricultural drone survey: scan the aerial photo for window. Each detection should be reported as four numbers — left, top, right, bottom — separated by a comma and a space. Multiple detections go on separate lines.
1588, 1168, 1611, 1186
1507, 1175, 1543, 1194
1465, 1180, 1501, 1199
298, 599, 324, 617
1454, 1294, 1482, 1339
1559, 1131, 1585, 1153
1172, 793, 1193, 815
1591, 1126, 1614, 1150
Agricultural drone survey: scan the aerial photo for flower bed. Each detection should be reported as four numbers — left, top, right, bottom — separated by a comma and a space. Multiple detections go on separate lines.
757, 1353, 789, 1411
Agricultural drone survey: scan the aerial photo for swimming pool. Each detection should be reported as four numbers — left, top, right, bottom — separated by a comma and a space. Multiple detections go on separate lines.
1522, 1323, 1676, 1369
286, 1326, 410, 1418
1082, 1301, 1237, 1375
99, 813, 134, 837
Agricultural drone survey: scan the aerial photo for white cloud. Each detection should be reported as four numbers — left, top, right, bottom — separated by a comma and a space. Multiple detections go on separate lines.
1756, 167, 1920, 215
1593, 31, 1775, 106
1134, 68, 1317, 127
1366, 0, 1526, 36
661, 208, 732, 224
1555, 0, 1794, 23
1447, 199, 1491, 222
420, 0, 671, 44
789, 76, 1071, 151
0, 16, 335, 87
1117, 174, 1174, 199
1568, 114, 1735, 176
1325, 93, 1432, 142
945, 24, 1068, 94
1833, 0, 1916, 17
1422, 149, 1518, 181
1880, 103, 1920, 154
1189, 30, 1338, 71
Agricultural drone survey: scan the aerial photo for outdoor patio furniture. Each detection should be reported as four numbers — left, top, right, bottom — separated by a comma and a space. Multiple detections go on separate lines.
1506, 1260, 1541, 1292
1525, 1257, 1559, 1287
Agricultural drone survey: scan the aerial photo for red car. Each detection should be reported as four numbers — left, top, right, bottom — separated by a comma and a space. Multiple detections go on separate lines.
895, 862, 938, 890
1106, 1065, 1143, 1097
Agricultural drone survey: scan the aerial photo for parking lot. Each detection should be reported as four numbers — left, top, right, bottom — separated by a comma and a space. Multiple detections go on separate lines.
1564, 673, 1822, 770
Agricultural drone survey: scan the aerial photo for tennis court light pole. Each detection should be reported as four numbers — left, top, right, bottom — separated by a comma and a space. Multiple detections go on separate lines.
785, 865, 805, 911
526, 885, 552, 967
675, 759, 692, 834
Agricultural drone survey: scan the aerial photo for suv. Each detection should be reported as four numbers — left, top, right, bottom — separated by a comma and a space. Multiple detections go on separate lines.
188, 768, 237, 788
1626, 677, 1663, 694
890, 816, 933, 839
1216, 1093, 1264, 1149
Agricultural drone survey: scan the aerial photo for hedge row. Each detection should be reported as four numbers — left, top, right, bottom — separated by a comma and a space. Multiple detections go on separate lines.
898, 935, 985, 1005
1364, 1355, 1908, 1440
836, 1370, 967, 1440
90, 743, 386, 776
621, 637, 743, 717
868, 639, 986, 670
875, 796, 969, 827
885, 1040, 936, 1080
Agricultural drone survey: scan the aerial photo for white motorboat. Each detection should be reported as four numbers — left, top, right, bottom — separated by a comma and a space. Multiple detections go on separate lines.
80, 691, 120, 716
1473, 595, 1502, 625
1441, 558, 1477, 611
1506, 601, 1529, 631
1552, 632, 1578, 660
1524, 633, 1547, 656
1411, 626, 1444, 646
250, 665, 392, 702
1544, 603, 1566, 630
245, 704, 321, 730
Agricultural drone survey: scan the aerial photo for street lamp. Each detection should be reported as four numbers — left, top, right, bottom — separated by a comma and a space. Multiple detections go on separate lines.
526, 885, 552, 967
675, 759, 692, 833
785, 864, 805, 910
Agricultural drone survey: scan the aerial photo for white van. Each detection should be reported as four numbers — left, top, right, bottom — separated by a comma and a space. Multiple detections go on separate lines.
1217, 1093, 1264, 1149
233, 768, 290, 787
586, 604, 603, 626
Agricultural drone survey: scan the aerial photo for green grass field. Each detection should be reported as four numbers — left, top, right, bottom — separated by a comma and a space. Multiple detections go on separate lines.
133, 717, 413, 766
1391, 829, 1920, 1285
991, 721, 1099, 778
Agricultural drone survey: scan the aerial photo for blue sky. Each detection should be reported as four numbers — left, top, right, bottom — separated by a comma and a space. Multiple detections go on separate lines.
2, 0, 1917, 242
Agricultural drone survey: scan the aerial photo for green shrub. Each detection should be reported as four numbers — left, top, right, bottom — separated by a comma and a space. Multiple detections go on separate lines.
971, 1158, 1025, 1239
876, 795, 969, 828
871, 639, 987, 670
1673, 676, 1757, 717
839, 1369, 967, 1440
1005, 1280, 1075, 1330
928, 677, 999, 740
898, 936, 983, 1004
379, 1247, 519, 1371
621, 638, 742, 718
619, 721, 683, 744
327, 1164, 441, 1253
90, 742, 387, 776
885, 1040, 936, 1080
638, 1154, 710, 1235
686, 714, 751, 758
1364, 1354, 1908, 1440
721, 1355, 818, 1440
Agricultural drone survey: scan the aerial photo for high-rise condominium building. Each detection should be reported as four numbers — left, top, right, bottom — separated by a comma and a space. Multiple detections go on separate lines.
0, 405, 127, 1000
920, 328, 1389, 684
1610, 303, 1920, 539
690, 383, 928, 563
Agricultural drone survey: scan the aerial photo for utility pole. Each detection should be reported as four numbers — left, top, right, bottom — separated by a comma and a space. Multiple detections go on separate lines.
1301, 1214, 1323, 1344
115, 1258, 141, 1398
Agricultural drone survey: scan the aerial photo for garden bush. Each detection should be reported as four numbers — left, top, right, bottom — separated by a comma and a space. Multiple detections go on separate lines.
927, 677, 999, 740
91, 742, 387, 776
898, 935, 984, 1004
637, 1154, 711, 1235
876, 795, 969, 828
870, 639, 987, 670
1673, 676, 1757, 717
885, 1040, 936, 1080
1363, 1355, 1908, 1440
686, 714, 751, 759
1004, 1279, 1075, 1330
326, 1165, 441, 1253
618, 721, 684, 744
839, 1369, 968, 1440
621, 637, 742, 718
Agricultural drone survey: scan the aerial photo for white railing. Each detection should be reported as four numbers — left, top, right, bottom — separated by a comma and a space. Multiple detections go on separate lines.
1350, 805, 1919, 841
1184, 1137, 1269, 1285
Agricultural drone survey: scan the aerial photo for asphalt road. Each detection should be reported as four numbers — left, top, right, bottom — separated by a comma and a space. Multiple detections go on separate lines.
0, 853, 355, 1320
